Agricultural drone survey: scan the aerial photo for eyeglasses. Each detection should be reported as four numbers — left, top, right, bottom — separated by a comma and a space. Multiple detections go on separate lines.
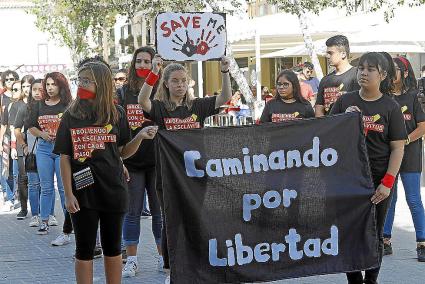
77, 77, 96, 88
114, 77, 126, 82
5, 78, 15, 82
276, 82, 291, 88
12, 88, 20, 92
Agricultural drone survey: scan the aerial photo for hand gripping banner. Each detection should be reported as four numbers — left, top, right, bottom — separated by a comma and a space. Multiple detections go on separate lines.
157, 113, 379, 283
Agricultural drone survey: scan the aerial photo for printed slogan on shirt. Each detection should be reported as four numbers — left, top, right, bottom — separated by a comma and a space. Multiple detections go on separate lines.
38, 114, 62, 137
71, 125, 116, 162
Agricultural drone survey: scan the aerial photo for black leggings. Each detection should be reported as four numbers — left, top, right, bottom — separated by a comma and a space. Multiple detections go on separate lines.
70, 207, 124, 260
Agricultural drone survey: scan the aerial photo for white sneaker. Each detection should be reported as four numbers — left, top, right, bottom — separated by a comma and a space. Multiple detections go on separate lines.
48, 215, 58, 226
29, 216, 40, 227
51, 233, 71, 246
2, 201, 13, 212
157, 256, 165, 272
165, 275, 170, 284
122, 260, 138, 278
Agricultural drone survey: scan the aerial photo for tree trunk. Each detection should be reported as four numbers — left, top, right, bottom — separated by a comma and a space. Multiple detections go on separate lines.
296, 6, 324, 79
102, 26, 110, 63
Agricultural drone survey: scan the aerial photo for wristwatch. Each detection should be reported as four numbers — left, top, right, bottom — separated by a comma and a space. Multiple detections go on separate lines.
405, 136, 410, 145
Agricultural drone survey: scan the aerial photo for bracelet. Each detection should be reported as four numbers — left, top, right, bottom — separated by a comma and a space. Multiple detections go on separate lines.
381, 173, 396, 189
221, 69, 229, 73
145, 72, 159, 86
405, 136, 410, 145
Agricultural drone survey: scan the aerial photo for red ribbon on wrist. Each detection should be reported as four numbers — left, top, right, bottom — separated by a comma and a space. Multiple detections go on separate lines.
11, 141, 16, 149
381, 173, 396, 189
145, 72, 159, 86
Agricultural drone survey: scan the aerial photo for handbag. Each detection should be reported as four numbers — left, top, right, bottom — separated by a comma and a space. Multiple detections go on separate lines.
25, 138, 38, 172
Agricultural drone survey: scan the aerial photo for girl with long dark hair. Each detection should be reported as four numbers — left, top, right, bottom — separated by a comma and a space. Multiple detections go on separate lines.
118, 46, 164, 277
54, 59, 157, 284
10, 75, 34, 219
14, 79, 55, 227
27, 72, 72, 234
331, 52, 407, 284
383, 56, 425, 262
260, 69, 314, 123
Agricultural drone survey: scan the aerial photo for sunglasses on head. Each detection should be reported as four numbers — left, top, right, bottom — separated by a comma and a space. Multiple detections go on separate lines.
114, 77, 126, 82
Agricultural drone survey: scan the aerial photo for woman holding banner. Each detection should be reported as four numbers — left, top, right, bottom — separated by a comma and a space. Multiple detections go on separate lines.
382, 56, 425, 262
117, 46, 164, 277
137, 54, 232, 277
260, 69, 314, 123
54, 58, 157, 284
331, 52, 407, 284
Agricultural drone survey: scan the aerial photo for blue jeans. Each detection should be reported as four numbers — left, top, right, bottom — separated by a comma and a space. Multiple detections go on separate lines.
123, 168, 162, 246
27, 171, 55, 217
1, 155, 15, 202
383, 172, 425, 242
36, 140, 65, 221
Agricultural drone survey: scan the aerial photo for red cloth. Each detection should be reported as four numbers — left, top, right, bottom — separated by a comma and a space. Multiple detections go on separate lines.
300, 81, 314, 101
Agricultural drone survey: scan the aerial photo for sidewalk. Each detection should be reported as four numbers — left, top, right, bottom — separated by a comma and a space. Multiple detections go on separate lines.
0, 181, 424, 283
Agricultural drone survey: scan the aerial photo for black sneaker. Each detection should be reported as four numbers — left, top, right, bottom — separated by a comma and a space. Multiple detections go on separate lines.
384, 242, 393, 256
16, 210, 28, 220
37, 221, 49, 235
417, 245, 425, 262
94, 246, 103, 259
122, 249, 127, 263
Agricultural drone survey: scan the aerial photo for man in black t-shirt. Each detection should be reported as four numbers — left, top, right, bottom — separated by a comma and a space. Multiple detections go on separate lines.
315, 35, 360, 117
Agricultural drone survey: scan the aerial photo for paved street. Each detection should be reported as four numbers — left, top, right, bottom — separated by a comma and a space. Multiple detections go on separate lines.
1, 181, 424, 284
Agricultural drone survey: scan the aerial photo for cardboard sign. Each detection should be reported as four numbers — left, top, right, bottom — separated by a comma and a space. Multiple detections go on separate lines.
156, 12, 227, 61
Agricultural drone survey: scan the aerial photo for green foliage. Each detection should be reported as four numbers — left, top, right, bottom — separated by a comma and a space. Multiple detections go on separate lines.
28, 0, 244, 63
267, 0, 425, 21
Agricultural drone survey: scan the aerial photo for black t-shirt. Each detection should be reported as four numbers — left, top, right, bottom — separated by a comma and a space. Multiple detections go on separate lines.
2, 100, 25, 129
53, 106, 131, 213
146, 96, 219, 130
394, 89, 425, 172
260, 98, 315, 123
1, 94, 12, 117
316, 67, 360, 115
330, 91, 407, 178
117, 85, 155, 171
26, 100, 68, 139
14, 102, 37, 155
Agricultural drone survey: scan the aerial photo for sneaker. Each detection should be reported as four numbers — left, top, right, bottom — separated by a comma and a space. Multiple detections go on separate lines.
16, 210, 28, 220
122, 249, 127, 263
2, 200, 13, 212
417, 245, 425, 262
51, 233, 71, 246
29, 216, 40, 227
48, 215, 58, 226
37, 222, 49, 235
384, 242, 393, 256
94, 246, 103, 259
165, 275, 170, 284
157, 256, 165, 272
122, 260, 138, 278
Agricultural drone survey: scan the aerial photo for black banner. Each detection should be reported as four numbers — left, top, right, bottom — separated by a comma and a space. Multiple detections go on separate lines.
157, 113, 379, 283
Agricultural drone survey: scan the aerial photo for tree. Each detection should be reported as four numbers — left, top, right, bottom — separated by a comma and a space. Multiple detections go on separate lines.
29, 0, 95, 64
267, 0, 425, 78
